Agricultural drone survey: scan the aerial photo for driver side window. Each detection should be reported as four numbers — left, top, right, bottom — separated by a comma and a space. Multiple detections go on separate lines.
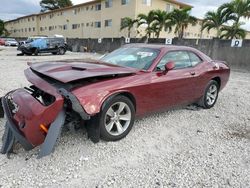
156, 51, 192, 71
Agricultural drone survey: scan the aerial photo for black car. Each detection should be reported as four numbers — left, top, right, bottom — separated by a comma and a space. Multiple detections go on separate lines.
18, 37, 68, 56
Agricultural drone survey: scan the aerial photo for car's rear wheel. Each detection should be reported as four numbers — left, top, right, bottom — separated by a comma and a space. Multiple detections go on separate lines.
34, 48, 39, 56
99, 95, 135, 141
58, 47, 66, 55
198, 80, 219, 109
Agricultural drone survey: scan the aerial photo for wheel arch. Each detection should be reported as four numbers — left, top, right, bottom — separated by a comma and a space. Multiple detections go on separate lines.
101, 91, 137, 112
211, 76, 221, 89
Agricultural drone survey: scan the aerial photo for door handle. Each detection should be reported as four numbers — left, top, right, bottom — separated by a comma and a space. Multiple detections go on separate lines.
190, 72, 196, 76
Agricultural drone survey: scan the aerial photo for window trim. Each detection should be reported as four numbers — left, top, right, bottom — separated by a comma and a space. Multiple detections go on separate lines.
154, 50, 204, 71
105, 0, 113, 8
121, 0, 129, 5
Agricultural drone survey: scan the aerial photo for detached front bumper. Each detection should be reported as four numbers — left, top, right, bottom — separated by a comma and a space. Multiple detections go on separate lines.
0, 88, 65, 157
1, 94, 34, 154
0, 68, 95, 158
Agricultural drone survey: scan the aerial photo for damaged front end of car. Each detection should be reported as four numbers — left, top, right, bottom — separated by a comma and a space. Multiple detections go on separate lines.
0, 60, 137, 159
0, 68, 92, 159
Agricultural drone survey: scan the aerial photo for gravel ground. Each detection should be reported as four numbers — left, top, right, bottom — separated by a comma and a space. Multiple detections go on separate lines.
0, 46, 250, 188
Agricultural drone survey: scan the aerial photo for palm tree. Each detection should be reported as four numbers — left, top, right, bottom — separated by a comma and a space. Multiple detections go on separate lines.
151, 9, 173, 38
220, 22, 246, 39
219, 0, 250, 24
120, 17, 138, 38
202, 9, 235, 38
137, 10, 156, 38
169, 8, 197, 39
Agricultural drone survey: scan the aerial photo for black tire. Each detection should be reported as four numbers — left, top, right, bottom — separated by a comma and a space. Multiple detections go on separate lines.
58, 47, 66, 55
34, 48, 39, 56
198, 80, 219, 109
98, 95, 135, 141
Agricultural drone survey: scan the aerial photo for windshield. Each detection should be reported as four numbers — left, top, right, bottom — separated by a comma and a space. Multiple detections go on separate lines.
101, 47, 159, 70
6, 39, 15, 41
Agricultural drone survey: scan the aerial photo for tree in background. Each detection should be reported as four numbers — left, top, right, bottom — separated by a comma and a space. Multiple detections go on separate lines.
219, 0, 250, 24
137, 11, 156, 38
220, 22, 246, 39
218, 0, 250, 38
120, 17, 138, 38
0, 19, 8, 37
201, 9, 235, 38
169, 8, 197, 39
151, 9, 173, 38
40, 0, 73, 12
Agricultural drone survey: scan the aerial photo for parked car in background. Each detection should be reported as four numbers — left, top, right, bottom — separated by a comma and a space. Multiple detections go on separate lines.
0, 38, 6, 46
5, 38, 18, 46
18, 37, 67, 55
0, 44, 230, 158
19, 35, 48, 46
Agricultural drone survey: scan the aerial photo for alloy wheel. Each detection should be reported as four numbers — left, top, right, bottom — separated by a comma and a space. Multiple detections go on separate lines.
104, 102, 131, 136
206, 84, 218, 106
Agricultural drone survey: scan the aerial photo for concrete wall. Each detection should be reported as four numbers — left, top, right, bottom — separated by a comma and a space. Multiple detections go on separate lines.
66, 37, 250, 70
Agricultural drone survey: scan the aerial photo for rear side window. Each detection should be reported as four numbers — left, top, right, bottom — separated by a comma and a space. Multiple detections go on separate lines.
188, 52, 202, 67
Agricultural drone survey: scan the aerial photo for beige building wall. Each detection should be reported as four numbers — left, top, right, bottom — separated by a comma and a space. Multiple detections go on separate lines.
4, 0, 250, 39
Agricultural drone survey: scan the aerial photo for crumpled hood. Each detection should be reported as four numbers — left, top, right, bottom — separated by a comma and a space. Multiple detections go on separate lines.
30, 60, 137, 83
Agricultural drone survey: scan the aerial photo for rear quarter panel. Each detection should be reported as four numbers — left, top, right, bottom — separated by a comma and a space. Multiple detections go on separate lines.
195, 60, 230, 98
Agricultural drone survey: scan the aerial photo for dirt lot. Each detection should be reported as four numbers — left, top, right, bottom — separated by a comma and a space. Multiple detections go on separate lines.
0, 46, 250, 188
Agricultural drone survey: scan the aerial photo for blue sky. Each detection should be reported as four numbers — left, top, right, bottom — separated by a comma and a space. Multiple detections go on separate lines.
0, 0, 249, 30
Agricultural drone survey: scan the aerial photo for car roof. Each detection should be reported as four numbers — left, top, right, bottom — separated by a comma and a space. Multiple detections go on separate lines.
123, 43, 212, 62
123, 43, 198, 51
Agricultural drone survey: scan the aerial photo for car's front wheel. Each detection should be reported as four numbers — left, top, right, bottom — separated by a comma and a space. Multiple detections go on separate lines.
58, 47, 66, 55
99, 95, 135, 141
199, 80, 219, 109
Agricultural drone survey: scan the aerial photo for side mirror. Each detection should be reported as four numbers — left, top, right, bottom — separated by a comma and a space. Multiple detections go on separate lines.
163, 61, 175, 74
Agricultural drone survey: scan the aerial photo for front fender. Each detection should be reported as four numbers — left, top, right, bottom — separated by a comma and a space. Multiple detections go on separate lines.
72, 89, 134, 115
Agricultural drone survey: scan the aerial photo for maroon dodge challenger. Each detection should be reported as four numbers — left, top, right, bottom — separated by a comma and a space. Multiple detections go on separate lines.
0, 44, 230, 158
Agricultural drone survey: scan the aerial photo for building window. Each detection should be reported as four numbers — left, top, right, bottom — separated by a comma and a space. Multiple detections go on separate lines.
49, 26, 54, 31
121, 0, 129, 5
86, 6, 89, 11
166, 3, 174, 12
104, 19, 112, 27
73, 9, 77, 14
95, 21, 101, 28
33, 27, 35, 31
72, 24, 78, 29
95, 3, 101, 10
63, 25, 67, 30
142, 0, 151, 6
86, 23, 89, 27
105, 0, 112, 8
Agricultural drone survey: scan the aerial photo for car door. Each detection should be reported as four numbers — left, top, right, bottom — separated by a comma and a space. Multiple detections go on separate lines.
149, 50, 199, 111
